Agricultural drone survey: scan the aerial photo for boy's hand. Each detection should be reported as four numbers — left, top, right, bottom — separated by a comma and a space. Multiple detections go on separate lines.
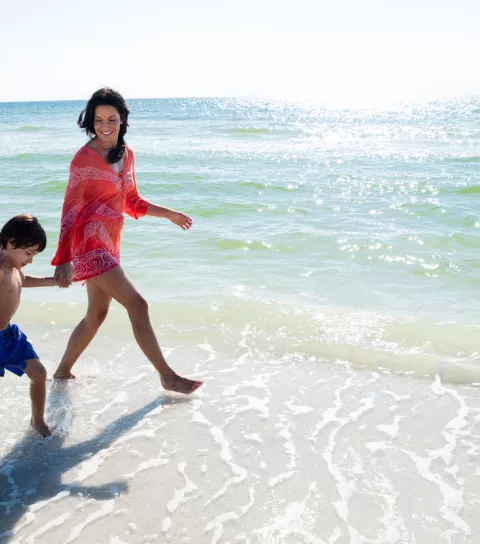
54, 276, 67, 288
168, 211, 193, 231
55, 263, 73, 288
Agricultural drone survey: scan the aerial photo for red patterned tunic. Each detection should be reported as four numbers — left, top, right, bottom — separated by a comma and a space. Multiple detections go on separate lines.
52, 145, 149, 282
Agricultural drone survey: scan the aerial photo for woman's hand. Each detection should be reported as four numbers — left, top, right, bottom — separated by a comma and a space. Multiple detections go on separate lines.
55, 263, 74, 288
168, 211, 193, 231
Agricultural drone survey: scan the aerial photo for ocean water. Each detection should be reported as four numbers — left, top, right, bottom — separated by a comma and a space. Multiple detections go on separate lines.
0, 97, 479, 543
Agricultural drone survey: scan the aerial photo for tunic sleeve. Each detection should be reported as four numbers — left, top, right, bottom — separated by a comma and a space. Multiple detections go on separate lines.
51, 160, 85, 265
124, 152, 150, 220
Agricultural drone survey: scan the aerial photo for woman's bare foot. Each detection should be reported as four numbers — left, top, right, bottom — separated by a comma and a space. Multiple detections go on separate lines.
160, 373, 203, 394
53, 370, 76, 380
31, 419, 52, 437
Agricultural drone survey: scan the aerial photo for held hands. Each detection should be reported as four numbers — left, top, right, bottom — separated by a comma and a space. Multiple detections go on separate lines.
167, 211, 193, 231
54, 262, 74, 288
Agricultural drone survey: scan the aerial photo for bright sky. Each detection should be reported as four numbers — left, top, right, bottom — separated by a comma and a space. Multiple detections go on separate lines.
1, 0, 479, 103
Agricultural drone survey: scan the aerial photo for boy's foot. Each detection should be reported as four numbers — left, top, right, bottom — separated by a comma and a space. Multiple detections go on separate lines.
160, 373, 203, 395
53, 371, 76, 380
31, 419, 52, 437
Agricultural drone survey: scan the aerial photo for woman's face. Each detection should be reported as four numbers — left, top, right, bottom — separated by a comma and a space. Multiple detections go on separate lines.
94, 105, 122, 147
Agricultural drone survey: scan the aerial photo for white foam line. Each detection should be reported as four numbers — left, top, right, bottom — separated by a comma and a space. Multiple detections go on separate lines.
25, 511, 72, 543
309, 375, 354, 443
217, 367, 238, 374
229, 395, 270, 418
205, 487, 255, 544
209, 426, 247, 499
328, 527, 342, 543
323, 393, 375, 542
429, 376, 470, 465
402, 449, 470, 536
123, 457, 170, 479
428, 430, 456, 466
2, 511, 35, 537
376, 415, 404, 437
423, 374, 472, 537
255, 501, 327, 544
222, 376, 271, 422
192, 411, 210, 425
29, 490, 71, 513
161, 463, 198, 533
89, 391, 128, 425
234, 352, 250, 368
244, 433, 263, 443
285, 398, 314, 415
269, 470, 295, 489
445, 391, 469, 431
112, 345, 129, 360
76, 498, 96, 511
269, 424, 296, 488
74, 447, 116, 483
66, 499, 115, 543
113, 427, 161, 446
109, 537, 131, 544
166, 463, 198, 514
191, 411, 247, 504
72, 421, 163, 483
362, 471, 406, 544
366, 441, 389, 453
120, 372, 149, 387
6, 490, 72, 535
198, 342, 217, 362
384, 390, 411, 402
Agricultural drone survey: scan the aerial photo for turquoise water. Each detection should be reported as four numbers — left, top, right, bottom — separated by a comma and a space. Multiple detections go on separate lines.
0, 97, 479, 375
2, 97, 480, 543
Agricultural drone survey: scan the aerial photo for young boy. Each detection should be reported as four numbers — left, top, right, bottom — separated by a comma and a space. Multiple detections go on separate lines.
0, 214, 59, 437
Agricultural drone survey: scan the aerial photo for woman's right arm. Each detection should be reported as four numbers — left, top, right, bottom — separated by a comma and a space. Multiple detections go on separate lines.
52, 160, 85, 287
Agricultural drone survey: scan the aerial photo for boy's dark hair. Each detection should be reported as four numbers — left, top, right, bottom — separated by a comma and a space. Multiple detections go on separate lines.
78, 87, 130, 164
0, 214, 47, 252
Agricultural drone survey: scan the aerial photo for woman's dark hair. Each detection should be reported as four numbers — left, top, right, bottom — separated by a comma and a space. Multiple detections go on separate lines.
78, 87, 130, 164
0, 214, 47, 251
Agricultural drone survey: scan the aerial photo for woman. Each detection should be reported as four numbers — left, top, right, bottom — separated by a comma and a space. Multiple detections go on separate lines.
52, 88, 203, 394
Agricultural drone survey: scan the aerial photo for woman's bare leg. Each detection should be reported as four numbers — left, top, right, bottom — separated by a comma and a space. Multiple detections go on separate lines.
54, 281, 112, 379
90, 266, 203, 394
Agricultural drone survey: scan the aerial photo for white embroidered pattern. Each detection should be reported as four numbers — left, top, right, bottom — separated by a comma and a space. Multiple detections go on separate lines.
68, 166, 134, 194
59, 204, 81, 242
80, 202, 122, 222
83, 221, 115, 253
121, 170, 134, 192
73, 248, 120, 280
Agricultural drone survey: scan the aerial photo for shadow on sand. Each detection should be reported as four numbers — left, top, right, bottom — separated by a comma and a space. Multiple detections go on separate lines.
0, 381, 189, 541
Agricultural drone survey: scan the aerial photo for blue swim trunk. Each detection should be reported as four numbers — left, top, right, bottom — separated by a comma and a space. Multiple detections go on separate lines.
0, 324, 39, 378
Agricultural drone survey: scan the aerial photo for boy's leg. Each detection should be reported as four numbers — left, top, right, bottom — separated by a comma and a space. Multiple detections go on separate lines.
24, 358, 51, 437
54, 281, 112, 379
90, 266, 203, 394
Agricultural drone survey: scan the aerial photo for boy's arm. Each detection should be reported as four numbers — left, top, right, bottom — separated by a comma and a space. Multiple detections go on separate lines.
22, 273, 57, 288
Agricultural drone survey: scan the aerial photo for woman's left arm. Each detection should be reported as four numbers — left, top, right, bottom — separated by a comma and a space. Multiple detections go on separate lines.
145, 203, 193, 230
124, 151, 192, 230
